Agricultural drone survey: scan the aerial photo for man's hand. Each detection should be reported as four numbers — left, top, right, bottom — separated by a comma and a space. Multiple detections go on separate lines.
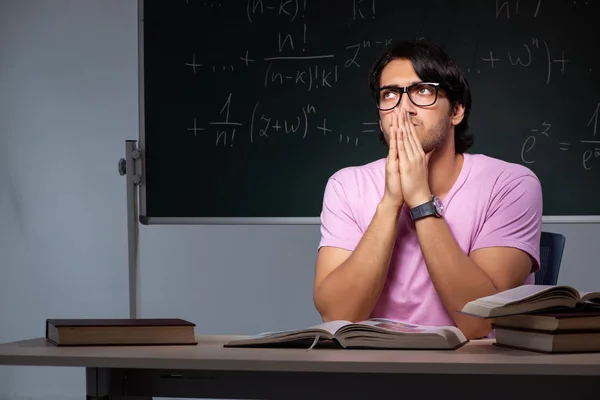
398, 109, 434, 208
381, 111, 404, 209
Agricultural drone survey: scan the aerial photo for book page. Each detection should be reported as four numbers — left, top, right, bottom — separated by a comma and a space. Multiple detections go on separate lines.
472, 285, 576, 306
309, 320, 353, 335
360, 318, 429, 331
337, 318, 468, 345
580, 292, 600, 303
358, 318, 465, 336
241, 320, 351, 340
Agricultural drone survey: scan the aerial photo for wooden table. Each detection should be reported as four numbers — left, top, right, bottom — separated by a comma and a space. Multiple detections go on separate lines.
0, 335, 599, 399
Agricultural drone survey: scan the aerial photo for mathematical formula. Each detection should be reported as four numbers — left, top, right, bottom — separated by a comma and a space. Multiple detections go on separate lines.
184, 36, 391, 92
521, 103, 600, 170
178, 0, 599, 173
243, 0, 376, 22
479, 37, 570, 84
186, 93, 362, 147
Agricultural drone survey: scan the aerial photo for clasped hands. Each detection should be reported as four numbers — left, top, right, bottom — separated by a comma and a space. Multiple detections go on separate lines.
382, 108, 435, 210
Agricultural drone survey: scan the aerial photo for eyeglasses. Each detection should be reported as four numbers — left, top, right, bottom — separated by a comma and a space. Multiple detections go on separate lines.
376, 82, 441, 110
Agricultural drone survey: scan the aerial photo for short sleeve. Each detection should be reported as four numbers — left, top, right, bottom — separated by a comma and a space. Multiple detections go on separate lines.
471, 175, 543, 272
318, 177, 363, 251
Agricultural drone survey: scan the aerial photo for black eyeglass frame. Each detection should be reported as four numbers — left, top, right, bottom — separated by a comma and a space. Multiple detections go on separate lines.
376, 82, 441, 110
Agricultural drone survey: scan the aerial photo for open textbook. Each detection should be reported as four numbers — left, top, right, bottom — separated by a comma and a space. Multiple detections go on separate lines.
224, 318, 468, 350
460, 285, 600, 319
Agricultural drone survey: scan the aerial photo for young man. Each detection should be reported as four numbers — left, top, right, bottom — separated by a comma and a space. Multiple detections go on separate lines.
313, 40, 543, 339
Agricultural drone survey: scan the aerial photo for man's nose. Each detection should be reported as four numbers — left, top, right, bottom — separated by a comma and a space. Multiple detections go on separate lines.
398, 90, 416, 111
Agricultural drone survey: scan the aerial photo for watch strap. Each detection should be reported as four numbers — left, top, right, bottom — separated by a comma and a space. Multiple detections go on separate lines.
410, 201, 437, 221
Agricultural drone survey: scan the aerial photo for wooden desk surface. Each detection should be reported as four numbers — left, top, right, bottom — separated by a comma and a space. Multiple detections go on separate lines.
1, 335, 600, 376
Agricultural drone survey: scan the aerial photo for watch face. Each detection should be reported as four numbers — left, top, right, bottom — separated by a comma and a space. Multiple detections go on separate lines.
433, 196, 445, 216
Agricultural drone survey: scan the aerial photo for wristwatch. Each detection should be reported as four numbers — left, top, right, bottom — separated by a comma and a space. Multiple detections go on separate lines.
409, 195, 445, 221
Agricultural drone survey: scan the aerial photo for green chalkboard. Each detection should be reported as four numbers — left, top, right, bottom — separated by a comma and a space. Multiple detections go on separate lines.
138, 0, 600, 222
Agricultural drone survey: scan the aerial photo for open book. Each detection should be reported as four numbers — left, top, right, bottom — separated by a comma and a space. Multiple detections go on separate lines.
224, 318, 468, 350
459, 285, 600, 319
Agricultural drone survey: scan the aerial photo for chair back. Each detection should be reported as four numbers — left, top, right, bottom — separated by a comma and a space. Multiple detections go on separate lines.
535, 231, 566, 285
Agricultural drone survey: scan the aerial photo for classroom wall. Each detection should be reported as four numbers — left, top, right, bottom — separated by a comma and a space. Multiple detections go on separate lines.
0, 1, 599, 399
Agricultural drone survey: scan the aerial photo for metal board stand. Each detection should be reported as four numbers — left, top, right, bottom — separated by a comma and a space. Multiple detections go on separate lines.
118, 140, 142, 318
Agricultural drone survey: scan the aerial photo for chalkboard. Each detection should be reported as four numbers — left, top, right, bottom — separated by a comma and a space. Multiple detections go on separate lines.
138, 0, 600, 223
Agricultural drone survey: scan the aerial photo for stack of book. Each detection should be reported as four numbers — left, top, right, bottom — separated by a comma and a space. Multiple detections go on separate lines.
461, 285, 600, 353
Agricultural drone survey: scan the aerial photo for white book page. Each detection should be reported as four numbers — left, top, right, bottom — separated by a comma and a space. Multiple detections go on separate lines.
345, 318, 468, 344
245, 320, 351, 340
363, 318, 463, 335
474, 285, 560, 305
578, 292, 600, 304
308, 320, 353, 335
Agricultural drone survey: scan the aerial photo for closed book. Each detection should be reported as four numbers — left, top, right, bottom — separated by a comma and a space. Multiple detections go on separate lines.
46, 318, 197, 346
493, 310, 600, 332
493, 326, 600, 354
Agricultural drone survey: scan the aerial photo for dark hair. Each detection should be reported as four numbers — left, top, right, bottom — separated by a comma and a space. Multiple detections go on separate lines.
369, 40, 473, 153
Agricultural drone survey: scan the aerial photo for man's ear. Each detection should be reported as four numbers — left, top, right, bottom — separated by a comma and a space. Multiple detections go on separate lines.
450, 104, 465, 126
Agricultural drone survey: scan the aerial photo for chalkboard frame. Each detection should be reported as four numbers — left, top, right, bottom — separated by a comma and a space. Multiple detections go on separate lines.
135, 0, 600, 225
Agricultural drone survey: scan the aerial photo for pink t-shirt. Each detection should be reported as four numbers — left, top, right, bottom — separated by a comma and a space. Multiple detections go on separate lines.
318, 153, 543, 327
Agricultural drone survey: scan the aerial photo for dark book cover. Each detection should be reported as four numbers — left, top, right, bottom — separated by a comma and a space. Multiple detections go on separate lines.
46, 318, 195, 328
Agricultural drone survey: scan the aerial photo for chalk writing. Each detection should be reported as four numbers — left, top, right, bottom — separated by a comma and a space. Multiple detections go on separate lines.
215, 128, 237, 147
361, 121, 378, 133
174, 0, 599, 181
185, 54, 240, 74
353, 0, 376, 20
247, 0, 306, 23
573, 0, 591, 8
240, 50, 256, 66
521, 111, 600, 169
184, 54, 202, 74
558, 141, 570, 151
481, 38, 569, 84
212, 94, 243, 147
263, 62, 339, 90
264, 54, 334, 61
341, 134, 360, 146
520, 135, 536, 164
185, 93, 243, 147
185, 0, 222, 5
581, 141, 600, 171
250, 103, 316, 143
495, 0, 542, 20
186, 118, 205, 137
345, 44, 361, 68
277, 24, 308, 52
344, 38, 392, 68
317, 118, 332, 136
588, 102, 599, 136
186, 97, 367, 148
530, 121, 551, 137
187, 35, 391, 82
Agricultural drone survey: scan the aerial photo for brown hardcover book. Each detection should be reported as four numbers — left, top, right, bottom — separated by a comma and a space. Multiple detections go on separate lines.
493, 310, 600, 332
46, 318, 197, 346
493, 326, 600, 353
